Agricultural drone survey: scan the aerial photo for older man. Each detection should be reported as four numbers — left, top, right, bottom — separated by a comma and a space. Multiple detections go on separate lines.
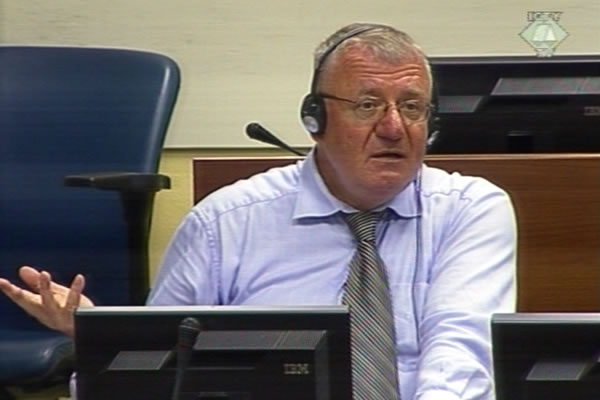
1, 23, 516, 400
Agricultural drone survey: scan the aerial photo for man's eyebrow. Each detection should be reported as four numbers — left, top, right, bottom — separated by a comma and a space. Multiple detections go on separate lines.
355, 88, 428, 101
356, 87, 382, 97
399, 88, 428, 98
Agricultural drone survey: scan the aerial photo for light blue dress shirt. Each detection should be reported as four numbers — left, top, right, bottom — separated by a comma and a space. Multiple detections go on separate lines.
148, 150, 517, 400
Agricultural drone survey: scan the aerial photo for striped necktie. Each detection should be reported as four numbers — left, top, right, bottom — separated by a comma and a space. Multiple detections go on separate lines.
343, 211, 399, 400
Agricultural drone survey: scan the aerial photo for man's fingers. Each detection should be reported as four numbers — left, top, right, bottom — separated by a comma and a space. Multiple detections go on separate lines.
0, 278, 18, 297
2, 269, 87, 338
18, 266, 72, 296
18, 266, 42, 291
0, 279, 48, 318
39, 271, 60, 313
0, 278, 34, 303
64, 274, 85, 311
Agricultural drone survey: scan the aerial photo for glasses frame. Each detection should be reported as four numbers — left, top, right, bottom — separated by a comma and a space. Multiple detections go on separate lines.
319, 92, 432, 125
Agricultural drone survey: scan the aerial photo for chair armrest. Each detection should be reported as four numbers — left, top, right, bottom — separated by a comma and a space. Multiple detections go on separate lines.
64, 172, 170, 192
64, 172, 168, 305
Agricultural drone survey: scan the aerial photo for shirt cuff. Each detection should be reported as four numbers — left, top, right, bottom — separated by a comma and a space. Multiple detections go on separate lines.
69, 371, 78, 400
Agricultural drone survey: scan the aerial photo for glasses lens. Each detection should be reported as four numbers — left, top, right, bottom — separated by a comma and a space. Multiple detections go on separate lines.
399, 100, 429, 122
324, 93, 430, 124
353, 98, 383, 120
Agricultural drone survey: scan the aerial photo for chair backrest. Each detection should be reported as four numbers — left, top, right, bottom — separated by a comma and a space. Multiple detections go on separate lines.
0, 46, 180, 328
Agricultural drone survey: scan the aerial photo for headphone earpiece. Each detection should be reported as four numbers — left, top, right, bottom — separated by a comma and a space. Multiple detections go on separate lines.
300, 24, 387, 137
301, 93, 327, 136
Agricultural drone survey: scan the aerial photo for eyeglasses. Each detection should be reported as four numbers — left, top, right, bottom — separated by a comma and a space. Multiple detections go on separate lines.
319, 92, 432, 125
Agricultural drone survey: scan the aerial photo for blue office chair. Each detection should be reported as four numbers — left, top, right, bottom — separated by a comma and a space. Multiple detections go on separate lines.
0, 46, 180, 393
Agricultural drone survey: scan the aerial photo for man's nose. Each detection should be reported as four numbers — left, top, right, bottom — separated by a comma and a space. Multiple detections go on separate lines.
374, 105, 406, 140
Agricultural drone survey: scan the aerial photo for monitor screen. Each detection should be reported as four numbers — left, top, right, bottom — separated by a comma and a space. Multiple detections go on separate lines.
492, 313, 600, 400
428, 55, 600, 154
74, 305, 352, 400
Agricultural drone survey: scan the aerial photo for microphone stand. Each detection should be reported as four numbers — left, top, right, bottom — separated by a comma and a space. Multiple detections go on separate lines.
245, 122, 307, 156
171, 317, 202, 400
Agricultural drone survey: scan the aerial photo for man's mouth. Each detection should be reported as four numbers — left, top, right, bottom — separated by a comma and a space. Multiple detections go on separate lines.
371, 151, 404, 160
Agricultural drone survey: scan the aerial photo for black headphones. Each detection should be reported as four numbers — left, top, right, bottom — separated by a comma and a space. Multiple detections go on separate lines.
300, 25, 383, 136
300, 24, 439, 142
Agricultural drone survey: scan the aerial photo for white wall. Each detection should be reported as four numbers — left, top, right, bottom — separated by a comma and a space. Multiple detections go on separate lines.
2, 0, 599, 147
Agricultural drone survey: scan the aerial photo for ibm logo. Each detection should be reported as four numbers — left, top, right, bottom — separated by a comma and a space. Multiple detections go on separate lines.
584, 106, 600, 116
283, 363, 311, 375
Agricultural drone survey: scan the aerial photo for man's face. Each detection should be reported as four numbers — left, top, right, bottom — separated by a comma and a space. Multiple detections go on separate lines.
313, 46, 430, 210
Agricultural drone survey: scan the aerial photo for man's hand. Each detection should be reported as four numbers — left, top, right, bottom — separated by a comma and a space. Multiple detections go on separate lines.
0, 266, 94, 337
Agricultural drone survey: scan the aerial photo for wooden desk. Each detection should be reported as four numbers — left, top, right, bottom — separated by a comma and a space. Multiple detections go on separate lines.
193, 154, 600, 312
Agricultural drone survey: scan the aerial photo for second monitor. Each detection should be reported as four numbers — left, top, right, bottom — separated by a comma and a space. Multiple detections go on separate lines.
428, 55, 600, 154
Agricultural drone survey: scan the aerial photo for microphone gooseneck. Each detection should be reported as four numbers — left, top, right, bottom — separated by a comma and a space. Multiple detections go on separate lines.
171, 317, 202, 400
245, 122, 306, 156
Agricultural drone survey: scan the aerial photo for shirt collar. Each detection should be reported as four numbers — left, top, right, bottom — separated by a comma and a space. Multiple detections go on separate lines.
293, 148, 422, 220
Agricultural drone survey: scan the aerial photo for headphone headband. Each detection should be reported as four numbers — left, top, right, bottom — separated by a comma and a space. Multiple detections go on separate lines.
300, 23, 438, 140
309, 24, 389, 94
301, 24, 388, 136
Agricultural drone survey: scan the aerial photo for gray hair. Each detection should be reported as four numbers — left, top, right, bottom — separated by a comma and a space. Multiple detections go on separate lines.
313, 23, 433, 96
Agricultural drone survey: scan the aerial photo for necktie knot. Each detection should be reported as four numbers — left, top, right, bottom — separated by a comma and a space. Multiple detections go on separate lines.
344, 211, 383, 243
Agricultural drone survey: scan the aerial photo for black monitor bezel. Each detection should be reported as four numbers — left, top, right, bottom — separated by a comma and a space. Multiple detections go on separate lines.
492, 312, 600, 400
74, 305, 352, 400
427, 55, 600, 154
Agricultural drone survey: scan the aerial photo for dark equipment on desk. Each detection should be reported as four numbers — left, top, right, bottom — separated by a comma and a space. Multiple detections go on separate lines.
428, 55, 600, 153
74, 306, 352, 400
492, 313, 600, 400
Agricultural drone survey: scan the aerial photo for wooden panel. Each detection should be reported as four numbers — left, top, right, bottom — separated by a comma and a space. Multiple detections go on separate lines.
425, 154, 600, 312
192, 156, 303, 202
193, 154, 600, 312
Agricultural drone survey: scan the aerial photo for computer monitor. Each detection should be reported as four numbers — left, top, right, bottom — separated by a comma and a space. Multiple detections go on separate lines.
74, 305, 352, 400
428, 55, 600, 154
492, 313, 600, 400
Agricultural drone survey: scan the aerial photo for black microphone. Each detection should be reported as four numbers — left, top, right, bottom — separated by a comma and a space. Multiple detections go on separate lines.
171, 317, 202, 400
245, 122, 306, 156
